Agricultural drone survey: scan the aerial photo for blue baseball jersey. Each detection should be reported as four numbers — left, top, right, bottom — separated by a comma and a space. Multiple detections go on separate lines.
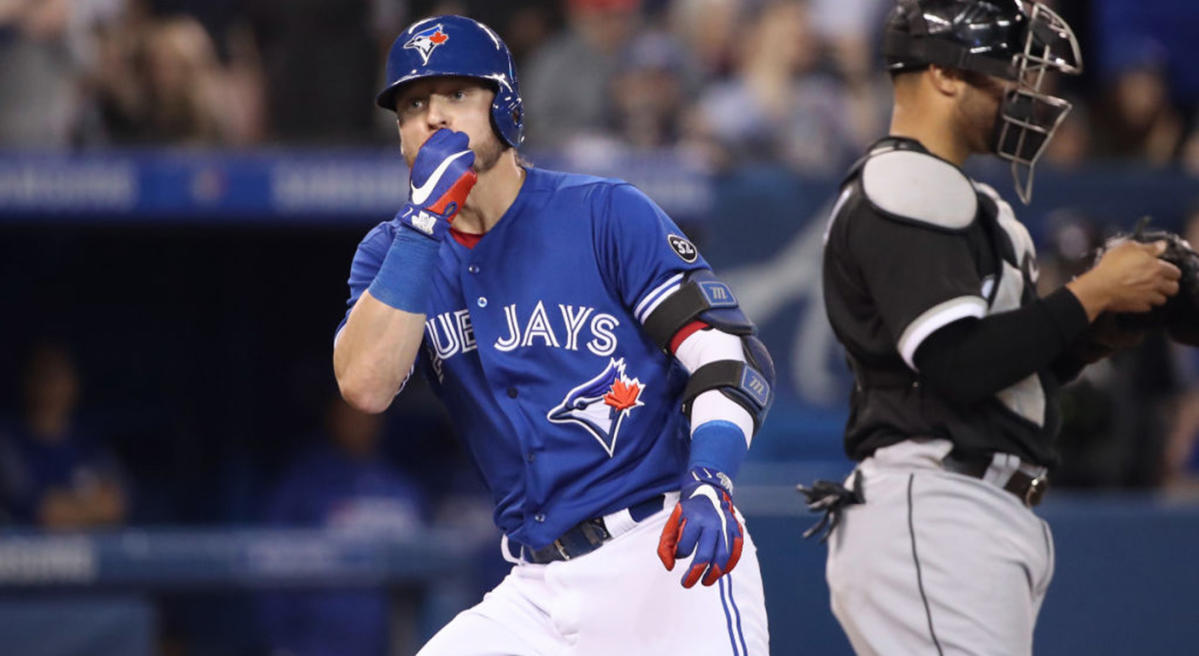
339, 167, 710, 549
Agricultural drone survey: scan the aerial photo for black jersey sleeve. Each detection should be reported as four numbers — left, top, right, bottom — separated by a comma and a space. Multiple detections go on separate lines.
844, 200, 988, 370
913, 287, 1090, 404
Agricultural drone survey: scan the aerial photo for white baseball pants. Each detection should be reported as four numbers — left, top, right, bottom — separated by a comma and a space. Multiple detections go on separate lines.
417, 500, 769, 655
826, 439, 1055, 656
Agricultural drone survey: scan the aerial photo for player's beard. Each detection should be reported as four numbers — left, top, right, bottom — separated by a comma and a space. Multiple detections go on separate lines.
471, 131, 506, 174
958, 74, 1006, 156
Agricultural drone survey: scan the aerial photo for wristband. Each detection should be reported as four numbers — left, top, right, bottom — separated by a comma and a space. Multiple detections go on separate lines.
366, 225, 440, 313
688, 420, 748, 481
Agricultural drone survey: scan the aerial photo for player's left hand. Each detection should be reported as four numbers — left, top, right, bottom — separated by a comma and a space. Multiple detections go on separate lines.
657, 466, 744, 588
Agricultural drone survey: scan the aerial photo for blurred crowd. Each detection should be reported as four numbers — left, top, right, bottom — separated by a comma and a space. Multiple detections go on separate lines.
0, 0, 1197, 176
0, 340, 503, 654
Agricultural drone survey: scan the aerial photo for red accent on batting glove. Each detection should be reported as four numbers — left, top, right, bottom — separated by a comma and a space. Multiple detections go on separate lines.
657, 504, 685, 571
427, 168, 478, 222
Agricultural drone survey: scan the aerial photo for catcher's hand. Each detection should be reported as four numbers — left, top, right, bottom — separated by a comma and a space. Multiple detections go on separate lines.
395, 128, 477, 240
657, 466, 744, 588
1091, 218, 1199, 346
796, 474, 864, 543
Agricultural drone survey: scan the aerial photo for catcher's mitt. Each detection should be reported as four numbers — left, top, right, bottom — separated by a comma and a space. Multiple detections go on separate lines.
1092, 217, 1199, 346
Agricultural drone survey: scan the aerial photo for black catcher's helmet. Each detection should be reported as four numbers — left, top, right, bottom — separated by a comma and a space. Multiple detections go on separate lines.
882, 0, 1082, 203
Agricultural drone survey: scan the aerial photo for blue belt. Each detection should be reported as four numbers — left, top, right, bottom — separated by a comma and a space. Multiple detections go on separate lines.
518, 494, 667, 564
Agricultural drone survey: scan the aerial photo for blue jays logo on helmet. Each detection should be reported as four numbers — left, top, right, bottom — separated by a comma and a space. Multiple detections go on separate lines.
404, 23, 449, 65
376, 15, 525, 147
547, 358, 645, 457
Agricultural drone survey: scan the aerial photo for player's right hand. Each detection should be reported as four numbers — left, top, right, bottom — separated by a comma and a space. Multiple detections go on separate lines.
1084, 240, 1181, 313
657, 466, 744, 588
395, 128, 477, 240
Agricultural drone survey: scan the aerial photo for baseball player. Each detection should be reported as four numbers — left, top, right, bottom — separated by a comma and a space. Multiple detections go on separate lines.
810, 1, 1183, 654
333, 15, 774, 655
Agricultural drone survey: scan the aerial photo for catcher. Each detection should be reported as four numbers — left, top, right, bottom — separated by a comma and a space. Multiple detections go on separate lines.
802, 1, 1188, 654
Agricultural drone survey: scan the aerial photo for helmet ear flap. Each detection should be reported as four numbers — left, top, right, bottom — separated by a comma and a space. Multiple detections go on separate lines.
494, 107, 522, 148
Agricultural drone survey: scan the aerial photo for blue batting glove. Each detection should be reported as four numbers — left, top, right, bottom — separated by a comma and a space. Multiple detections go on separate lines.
657, 466, 744, 588
396, 128, 477, 240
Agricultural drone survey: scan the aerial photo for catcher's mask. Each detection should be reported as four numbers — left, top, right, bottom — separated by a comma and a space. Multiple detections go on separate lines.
883, 0, 1082, 203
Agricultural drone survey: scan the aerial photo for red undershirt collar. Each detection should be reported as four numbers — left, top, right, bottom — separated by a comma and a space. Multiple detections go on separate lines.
451, 228, 483, 249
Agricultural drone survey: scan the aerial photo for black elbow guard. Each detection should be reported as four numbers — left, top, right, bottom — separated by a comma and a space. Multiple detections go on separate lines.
644, 269, 775, 432
643, 269, 756, 353
680, 334, 776, 434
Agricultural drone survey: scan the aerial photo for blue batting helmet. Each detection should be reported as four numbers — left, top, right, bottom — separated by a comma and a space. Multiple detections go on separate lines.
376, 15, 524, 147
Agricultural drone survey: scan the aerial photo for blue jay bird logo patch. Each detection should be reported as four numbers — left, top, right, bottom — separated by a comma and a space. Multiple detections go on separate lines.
547, 358, 645, 457
404, 24, 449, 65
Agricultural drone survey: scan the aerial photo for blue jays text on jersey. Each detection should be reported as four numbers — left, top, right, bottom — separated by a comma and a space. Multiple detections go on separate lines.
339, 167, 711, 550
422, 300, 623, 376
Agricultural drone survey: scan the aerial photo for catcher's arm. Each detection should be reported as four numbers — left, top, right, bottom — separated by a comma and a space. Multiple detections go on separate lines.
915, 236, 1181, 402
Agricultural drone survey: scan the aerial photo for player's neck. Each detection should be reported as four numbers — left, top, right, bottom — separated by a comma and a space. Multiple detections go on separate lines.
889, 106, 970, 167
454, 151, 525, 234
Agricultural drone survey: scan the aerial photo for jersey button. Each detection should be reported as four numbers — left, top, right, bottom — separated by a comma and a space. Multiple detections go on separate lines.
467, 265, 479, 274
477, 297, 488, 308
526, 452, 536, 463
534, 513, 546, 522
507, 387, 518, 398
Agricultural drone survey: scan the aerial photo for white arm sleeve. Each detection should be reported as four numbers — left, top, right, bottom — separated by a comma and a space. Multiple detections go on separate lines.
673, 328, 755, 447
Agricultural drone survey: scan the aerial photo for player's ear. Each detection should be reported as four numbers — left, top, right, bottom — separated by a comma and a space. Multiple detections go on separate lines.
927, 65, 965, 99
